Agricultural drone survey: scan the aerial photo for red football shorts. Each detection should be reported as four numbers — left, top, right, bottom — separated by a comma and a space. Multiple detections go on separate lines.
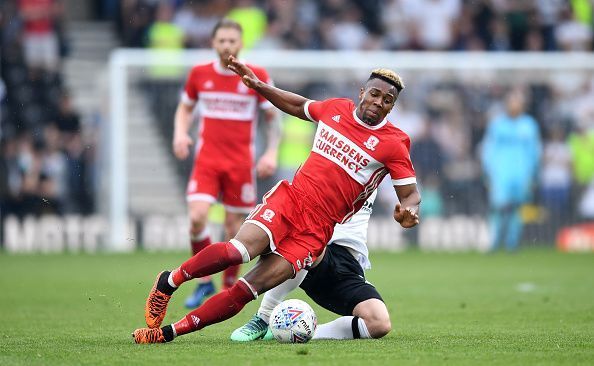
186, 160, 256, 214
245, 180, 335, 273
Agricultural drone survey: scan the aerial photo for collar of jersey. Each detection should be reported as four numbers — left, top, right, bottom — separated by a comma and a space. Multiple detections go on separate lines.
352, 108, 388, 130
213, 60, 237, 76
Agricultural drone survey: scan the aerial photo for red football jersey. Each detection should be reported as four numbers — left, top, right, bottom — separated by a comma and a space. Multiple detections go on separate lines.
181, 61, 273, 167
292, 98, 416, 224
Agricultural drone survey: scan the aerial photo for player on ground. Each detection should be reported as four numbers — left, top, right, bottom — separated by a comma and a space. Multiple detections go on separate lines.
133, 57, 421, 344
231, 190, 392, 341
173, 19, 280, 308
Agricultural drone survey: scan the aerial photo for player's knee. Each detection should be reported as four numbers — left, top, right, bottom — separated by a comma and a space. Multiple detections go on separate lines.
189, 210, 208, 229
366, 316, 391, 339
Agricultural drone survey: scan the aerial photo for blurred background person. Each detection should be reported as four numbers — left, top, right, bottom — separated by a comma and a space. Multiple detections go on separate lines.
481, 89, 542, 251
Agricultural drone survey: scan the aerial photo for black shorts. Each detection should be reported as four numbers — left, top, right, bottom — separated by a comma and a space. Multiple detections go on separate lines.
299, 244, 383, 316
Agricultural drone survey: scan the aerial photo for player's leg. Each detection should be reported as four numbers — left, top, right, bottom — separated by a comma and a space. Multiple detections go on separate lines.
299, 245, 386, 340
142, 222, 269, 329
134, 249, 295, 343
221, 211, 247, 289
185, 164, 219, 308
351, 299, 391, 338
221, 167, 257, 289
505, 181, 529, 251
230, 268, 309, 341
488, 182, 507, 251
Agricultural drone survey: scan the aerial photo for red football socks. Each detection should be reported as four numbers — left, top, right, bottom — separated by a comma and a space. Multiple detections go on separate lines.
172, 280, 256, 335
222, 265, 241, 289
170, 242, 243, 287
190, 236, 211, 256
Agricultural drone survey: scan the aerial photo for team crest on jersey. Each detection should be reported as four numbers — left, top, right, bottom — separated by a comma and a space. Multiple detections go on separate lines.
241, 183, 255, 203
260, 209, 275, 223
237, 80, 249, 94
363, 135, 379, 151
203, 80, 214, 89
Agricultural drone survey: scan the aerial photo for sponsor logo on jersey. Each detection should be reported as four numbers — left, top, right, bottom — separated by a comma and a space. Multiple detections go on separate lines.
312, 122, 382, 184
364, 135, 379, 151
198, 92, 257, 121
260, 209, 275, 223
332, 115, 341, 123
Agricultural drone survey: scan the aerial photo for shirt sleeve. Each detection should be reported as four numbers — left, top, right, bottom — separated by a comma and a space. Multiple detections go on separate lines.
303, 98, 337, 123
387, 136, 417, 186
181, 67, 198, 107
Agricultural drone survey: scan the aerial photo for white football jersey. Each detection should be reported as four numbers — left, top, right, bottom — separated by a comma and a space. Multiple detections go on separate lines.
328, 190, 377, 270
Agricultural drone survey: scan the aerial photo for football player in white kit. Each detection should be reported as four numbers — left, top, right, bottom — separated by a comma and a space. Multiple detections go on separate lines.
231, 190, 391, 341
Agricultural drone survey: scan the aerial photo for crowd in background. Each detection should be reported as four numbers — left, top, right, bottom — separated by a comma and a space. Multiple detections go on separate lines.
112, 0, 594, 52
0, 0, 96, 218
1, 0, 594, 245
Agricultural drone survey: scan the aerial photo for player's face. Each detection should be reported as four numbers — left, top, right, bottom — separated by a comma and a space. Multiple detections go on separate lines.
212, 28, 243, 64
357, 79, 398, 125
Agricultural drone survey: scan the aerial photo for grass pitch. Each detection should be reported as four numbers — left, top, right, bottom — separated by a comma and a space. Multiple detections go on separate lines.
1, 249, 593, 365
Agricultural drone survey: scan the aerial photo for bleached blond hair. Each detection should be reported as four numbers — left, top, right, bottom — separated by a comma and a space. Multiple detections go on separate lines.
369, 68, 405, 92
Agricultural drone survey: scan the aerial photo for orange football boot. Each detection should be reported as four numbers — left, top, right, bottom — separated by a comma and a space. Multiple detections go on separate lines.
145, 271, 172, 328
133, 327, 165, 344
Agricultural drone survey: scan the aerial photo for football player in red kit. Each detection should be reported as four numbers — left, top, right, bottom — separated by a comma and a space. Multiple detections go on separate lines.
173, 19, 280, 308
133, 56, 420, 343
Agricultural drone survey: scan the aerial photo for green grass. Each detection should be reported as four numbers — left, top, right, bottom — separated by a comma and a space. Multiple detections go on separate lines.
1, 249, 593, 365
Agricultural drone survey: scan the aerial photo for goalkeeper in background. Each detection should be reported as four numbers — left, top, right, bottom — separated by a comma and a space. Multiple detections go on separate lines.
231, 190, 391, 341
481, 89, 541, 251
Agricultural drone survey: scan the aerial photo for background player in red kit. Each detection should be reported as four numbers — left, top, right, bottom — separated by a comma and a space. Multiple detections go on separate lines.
173, 19, 280, 308
133, 56, 421, 343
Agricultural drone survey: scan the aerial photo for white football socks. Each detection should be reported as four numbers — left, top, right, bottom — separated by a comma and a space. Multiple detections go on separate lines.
313, 316, 372, 340
257, 269, 308, 323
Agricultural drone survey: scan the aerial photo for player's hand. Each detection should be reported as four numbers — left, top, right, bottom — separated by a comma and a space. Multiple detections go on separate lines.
393, 203, 420, 228
173, 133, 193, 160
256, 150, 277, 178
227, 55, 260, 89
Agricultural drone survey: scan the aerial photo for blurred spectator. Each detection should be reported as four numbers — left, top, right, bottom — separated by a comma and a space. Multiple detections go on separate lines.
481, 89, 542, 251
227, 0, 267, 50
539, 126, 572, 227
410, 123, 444, 183
50, 91, 79, 134
409, 0, 461, 50
18, 0, 63, 71
147, 1, 184, 78
555, 6, 593, 51
328, 6, 369, 50
173, 0, 221, 48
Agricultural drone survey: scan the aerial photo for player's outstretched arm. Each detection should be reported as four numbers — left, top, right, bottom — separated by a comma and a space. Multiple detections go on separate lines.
227, 55, 310, 121
393, 184, 421, 228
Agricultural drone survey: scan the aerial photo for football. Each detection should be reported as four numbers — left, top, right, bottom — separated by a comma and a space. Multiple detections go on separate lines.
269, 299, 317, 343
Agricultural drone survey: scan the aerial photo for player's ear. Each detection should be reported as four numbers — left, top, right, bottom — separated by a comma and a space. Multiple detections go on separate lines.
359, 87, 364, 101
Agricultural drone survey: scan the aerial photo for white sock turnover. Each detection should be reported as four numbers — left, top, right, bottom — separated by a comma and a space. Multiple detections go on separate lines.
313, 316, 371, 340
